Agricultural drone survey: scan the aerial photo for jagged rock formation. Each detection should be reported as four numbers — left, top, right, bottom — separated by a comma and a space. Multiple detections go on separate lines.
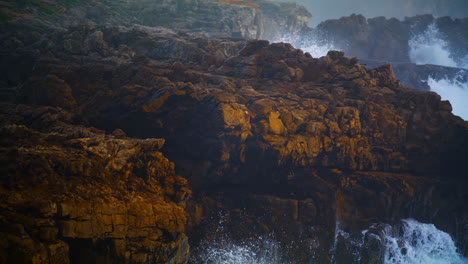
0, 105, 191, 263
361, 60, 468, 91
276, 0, 468, 27
304, 13, 468, 102
314, 14, 468, 66
1, 18, 467, 263
0, 0, 310, 40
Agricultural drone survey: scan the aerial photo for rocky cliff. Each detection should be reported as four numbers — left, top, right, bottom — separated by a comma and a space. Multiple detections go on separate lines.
314, 14, 468, 66
0, 0, 310, 40
1, 16, 467, 263
275, 0, 468, 27
360, 60, 468, 91
0, 106, 191, 263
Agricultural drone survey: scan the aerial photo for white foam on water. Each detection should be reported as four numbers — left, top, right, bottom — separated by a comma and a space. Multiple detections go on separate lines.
427, 72, 468, 120
192, 218, 466, 263
384, 219, 465, 264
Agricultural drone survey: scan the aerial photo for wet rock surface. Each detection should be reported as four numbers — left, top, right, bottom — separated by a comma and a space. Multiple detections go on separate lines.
1, 13, 468, 264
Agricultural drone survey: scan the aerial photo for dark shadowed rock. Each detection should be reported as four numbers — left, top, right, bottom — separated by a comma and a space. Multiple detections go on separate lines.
315, 14, 468, 66
1, 12, 467, 263
0, 105, 190, 264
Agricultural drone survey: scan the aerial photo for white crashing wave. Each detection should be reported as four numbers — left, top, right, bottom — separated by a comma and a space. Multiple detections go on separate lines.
274, 33, 338, 58
384, 219, 465, 264
427, 72, 468, 121
192, 218, 465, 264
409, 23, 466, 69
409, 23, 468, 120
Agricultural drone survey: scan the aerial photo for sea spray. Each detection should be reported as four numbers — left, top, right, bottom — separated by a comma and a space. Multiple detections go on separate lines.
191, 218, 466, 263
189, 212, 287, 264
330, 222, 368, 263
427, 71, 468, 120
408, 23, 467, 69
405, 22, 468, 120
329, 219, 465, 264
197, 238, 284, 264
275, 32, 338, 58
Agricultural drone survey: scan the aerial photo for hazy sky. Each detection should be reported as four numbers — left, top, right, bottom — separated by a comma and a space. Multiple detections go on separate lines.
277, 0, 468, 26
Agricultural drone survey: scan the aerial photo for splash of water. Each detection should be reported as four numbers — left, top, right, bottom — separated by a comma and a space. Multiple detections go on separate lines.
384, 219, 465, 264
275, 33, 338, 58
189, 212, 286, 264
408, 23, 461, 68
331, 219, 465, 264
408, 23, 468, 120
330, 220, 368, 263
427, 71, 468, 120
198, 238, 285, 264
458, 56, 468, 70
191, 218, 465, 264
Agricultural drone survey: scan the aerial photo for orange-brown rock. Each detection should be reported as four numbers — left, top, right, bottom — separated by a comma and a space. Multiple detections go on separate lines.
1, 18, 468, 263
0, 106, 190, 264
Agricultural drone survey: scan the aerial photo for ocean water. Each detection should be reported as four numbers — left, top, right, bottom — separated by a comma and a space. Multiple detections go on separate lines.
384, 219, 465, 264
408, 23, 468, 121
192, 219, 466, 264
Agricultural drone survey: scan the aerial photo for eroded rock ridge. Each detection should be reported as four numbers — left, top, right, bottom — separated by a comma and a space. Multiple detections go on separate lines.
0, 8, 467, 264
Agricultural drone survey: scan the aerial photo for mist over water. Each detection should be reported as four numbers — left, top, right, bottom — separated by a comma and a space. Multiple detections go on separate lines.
427, 75, 468, 120
407, 23, 468, 120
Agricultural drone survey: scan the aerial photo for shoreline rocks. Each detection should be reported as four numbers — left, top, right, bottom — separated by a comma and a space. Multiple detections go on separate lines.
0, 6, 467, 263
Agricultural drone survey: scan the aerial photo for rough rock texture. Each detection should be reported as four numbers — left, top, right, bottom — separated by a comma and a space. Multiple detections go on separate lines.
361, 60, 468, 91
279, 0, 468, 26
0, 104, 191, 264
1, 16, 468, 263
188, 171, 467, 263
308, 14, 467, 100
314, 14, 468, 66
117, 0, 312, 40
0, 0, 311, 40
